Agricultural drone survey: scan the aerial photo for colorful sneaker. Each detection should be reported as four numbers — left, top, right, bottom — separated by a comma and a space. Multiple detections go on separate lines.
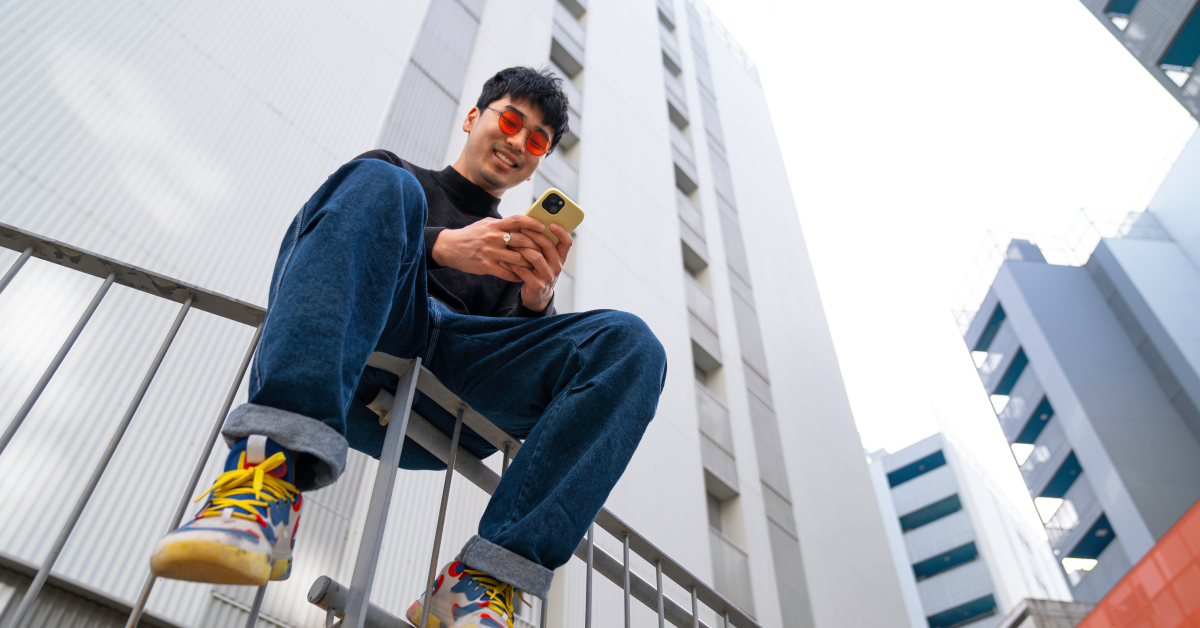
405, 561, 520, 628
150, 435, 301, 585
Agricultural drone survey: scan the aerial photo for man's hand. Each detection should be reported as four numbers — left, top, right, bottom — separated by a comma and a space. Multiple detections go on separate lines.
510, 223, 573, 312
430, 214, 547, 281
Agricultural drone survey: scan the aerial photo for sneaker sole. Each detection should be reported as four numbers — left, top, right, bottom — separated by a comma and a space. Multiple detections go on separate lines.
405, 600, 442, 628
270, 558, 292, 581
151, 540, 271, 586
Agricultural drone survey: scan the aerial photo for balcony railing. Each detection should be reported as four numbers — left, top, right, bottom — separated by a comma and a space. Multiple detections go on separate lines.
707, 528, 753, 616
0, 222, 761, 628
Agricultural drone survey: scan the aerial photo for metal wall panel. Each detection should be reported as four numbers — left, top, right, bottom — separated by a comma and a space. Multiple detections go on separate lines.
0, 0, 440, 623
411, 0, 482, 97
767, 520, 814, 628
379, 62, 462, 168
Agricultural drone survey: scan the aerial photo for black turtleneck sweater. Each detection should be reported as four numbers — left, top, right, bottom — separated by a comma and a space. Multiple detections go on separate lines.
356, 150, 554, 318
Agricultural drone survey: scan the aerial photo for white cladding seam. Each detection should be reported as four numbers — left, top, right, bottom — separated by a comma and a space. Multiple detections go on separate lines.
682, 3, 813, 627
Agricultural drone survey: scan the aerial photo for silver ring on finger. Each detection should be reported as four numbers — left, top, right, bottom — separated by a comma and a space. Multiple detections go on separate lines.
502, 232, 511, 246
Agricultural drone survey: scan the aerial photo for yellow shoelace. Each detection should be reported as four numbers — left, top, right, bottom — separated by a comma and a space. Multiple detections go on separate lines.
194, 451, 298, 524
463, 569, 528, 628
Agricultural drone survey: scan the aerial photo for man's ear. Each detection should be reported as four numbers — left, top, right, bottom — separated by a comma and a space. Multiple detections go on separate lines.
463, 107, 480, 133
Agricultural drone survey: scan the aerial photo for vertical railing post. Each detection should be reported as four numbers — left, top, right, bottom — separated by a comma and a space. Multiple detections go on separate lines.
126, 323, 263, 627
623, 534, 631, 628
691, 587, 698, 628
0, 245, 33, 296
0, 272, 115, 456
3, 296, 192, 628
343, 357, 421, 628
585, 524, 594, 628
244, 579, 270, 628
656, 560, 665, 628
419, 406, 465, 628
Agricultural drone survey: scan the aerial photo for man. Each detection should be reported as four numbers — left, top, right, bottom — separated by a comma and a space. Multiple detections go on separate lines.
149, 67, 667, 627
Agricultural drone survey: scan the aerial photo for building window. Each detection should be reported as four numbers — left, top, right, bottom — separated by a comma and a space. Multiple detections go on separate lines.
973, 304, 1006, 352
1063, 514, 1116, 584
887, 450, 947, 488
993, 348, 1028, 396
912, 542, 979, 581
1105, 0, 1138, 29
926, 594, 998, 628
1105, 0, 1137, 15
899, 494, 963, 532
1161, 3, 1200, 86
1015, 397, 1054, 444
707, 493, 723, 533
1041, 452, 1083, 499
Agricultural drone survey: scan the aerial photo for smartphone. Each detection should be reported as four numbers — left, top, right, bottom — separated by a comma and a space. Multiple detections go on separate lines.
499, 188, 584, 271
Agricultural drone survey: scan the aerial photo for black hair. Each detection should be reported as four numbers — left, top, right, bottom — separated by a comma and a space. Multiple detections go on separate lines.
475, 66, 570, 152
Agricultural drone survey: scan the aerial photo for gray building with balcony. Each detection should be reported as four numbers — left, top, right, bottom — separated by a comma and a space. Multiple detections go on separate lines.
961, 178, 1200, 601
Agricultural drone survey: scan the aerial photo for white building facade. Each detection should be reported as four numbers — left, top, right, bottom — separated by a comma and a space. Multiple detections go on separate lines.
0, 1, 910, 626
869, 434, 1071, 628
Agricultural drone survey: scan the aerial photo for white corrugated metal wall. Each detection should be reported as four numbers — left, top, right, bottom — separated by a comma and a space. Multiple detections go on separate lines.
0, 0, 434, 624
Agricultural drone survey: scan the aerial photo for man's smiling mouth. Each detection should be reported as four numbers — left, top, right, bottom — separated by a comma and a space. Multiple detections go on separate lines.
495, 149, 517, 168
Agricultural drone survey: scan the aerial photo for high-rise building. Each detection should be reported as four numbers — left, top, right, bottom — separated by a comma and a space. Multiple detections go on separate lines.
958, 199, 1200, 603
0, 0, 910, 626
1076, 0, 1200, 119
869, 434, 1071, 628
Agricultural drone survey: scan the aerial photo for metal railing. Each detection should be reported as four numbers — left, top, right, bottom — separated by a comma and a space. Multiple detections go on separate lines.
0, 222, 760, 628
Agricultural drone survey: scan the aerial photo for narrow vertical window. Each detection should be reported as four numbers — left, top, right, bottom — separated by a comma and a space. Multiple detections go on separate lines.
1160, 4, 1200, 85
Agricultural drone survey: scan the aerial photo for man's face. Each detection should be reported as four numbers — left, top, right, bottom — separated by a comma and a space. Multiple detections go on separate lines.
459, 96, 552, 196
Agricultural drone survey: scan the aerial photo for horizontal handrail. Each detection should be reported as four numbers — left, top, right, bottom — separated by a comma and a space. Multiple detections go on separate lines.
0, 222, 264, 327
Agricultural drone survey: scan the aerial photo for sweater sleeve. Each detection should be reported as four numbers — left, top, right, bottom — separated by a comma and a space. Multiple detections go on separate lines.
424, 227, 446, 270
513, 295, 556, 318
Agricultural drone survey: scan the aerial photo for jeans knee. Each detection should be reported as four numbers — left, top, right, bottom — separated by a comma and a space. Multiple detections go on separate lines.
604, 311, 667, 374
331, 159, 427, 239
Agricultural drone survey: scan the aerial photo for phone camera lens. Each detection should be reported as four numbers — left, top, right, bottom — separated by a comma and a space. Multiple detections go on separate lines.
542, 193, 564, 215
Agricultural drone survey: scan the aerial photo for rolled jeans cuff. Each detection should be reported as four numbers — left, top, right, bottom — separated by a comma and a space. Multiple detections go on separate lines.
457, 535, 554, 599
222, 402, 347, 491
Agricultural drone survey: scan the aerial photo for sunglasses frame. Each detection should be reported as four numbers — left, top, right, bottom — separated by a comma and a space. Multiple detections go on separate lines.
486, 106, 552, 156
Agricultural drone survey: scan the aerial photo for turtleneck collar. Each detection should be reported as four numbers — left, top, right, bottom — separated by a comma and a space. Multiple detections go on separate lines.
434, 166, 502, 217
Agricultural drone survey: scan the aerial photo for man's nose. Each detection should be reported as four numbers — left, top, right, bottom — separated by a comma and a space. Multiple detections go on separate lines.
505, 130, 526, 155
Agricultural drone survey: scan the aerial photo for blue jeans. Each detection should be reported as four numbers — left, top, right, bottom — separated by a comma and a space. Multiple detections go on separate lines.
222, 159, 668, 596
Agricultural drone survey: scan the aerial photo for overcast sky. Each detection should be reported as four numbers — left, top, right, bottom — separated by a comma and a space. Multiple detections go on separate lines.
700, 0, 1196, 517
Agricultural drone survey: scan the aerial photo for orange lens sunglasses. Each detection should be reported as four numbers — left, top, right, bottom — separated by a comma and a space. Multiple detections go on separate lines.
487, 107, 551, 156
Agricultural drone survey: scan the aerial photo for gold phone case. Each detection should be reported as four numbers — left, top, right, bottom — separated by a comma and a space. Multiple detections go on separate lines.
500, 188, 584, 271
